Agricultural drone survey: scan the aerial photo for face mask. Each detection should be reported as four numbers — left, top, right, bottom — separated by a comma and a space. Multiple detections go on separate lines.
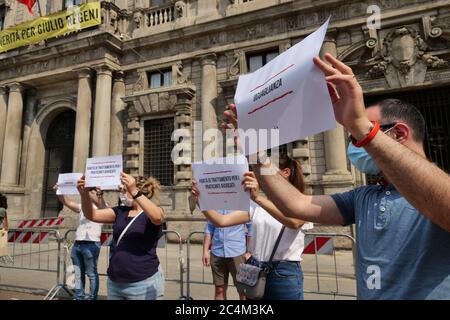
119, 194, 134, 207
347, 143, 381, 175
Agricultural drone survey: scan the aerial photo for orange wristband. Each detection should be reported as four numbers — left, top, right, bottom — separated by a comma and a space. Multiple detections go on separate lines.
351, 121, 380, 148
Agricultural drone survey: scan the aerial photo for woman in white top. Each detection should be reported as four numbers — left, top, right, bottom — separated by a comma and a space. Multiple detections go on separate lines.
54, 185, 105, 300
192, 155, 312, 300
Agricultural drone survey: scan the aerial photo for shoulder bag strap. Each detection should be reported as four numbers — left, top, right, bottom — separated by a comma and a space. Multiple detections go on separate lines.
117, 211, 143, 246
268, 226, 286, 263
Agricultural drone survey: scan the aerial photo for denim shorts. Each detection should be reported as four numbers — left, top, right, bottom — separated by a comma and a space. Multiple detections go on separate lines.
107, 266, 165, 300
247, 257, 304, 300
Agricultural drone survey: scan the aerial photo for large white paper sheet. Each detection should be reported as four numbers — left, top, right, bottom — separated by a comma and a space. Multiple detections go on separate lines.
56, 173, 83, 195
85, 155, 123, 190
192, 155, 251, 211
234, 18, 335, 155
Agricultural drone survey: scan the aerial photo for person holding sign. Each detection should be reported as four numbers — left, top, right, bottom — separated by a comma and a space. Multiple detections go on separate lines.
77, 172, 165, 300
192, 153, 313, 300
54, 184, 106, 300
223, 54, 450, 299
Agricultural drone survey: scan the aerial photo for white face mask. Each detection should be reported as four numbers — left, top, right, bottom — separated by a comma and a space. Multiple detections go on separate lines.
119, 194, 134, 207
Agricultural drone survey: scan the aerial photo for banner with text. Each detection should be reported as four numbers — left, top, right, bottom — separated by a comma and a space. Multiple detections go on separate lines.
56, 173, 83, 195
192, 155, 250, 211
234, 18, 335, 155
85, 155, 123, 190
0, 2, 101, 53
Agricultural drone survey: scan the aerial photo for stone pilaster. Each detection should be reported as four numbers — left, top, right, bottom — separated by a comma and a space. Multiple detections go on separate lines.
92, 64, 113, 157
174, 89, 195, 186
73, 67, 93, 172
200, 53, 218, 159
110, 71, 126, 156
126, 116, 140, 176
0, 86, 8, 179
320, 31, 354, 194
1, 83, 24, 186
19, 88, 37, 185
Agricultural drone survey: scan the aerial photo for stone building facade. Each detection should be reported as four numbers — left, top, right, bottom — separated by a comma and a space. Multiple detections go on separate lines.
0, 0, 449, 237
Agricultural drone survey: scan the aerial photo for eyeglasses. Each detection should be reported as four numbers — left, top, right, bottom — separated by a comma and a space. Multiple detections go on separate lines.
379, 122, 397, 132
348, 122, 397, 143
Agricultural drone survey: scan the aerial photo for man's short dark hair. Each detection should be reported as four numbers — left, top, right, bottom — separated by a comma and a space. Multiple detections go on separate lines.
369, 98, 426, 143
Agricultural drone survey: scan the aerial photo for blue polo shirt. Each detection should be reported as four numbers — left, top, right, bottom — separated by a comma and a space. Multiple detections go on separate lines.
332, 184, 450, 300
204, 210, 252, 258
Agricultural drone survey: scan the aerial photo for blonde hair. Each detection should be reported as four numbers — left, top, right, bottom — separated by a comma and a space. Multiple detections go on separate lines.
136, 176, 161, 203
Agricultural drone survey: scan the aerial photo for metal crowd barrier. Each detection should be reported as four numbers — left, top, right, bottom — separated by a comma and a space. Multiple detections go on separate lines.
0, 228, 65, 299
302, 232, 356, 298
1, 227, 357, 300
184, 231, 357, 300
53, 229, 186, 300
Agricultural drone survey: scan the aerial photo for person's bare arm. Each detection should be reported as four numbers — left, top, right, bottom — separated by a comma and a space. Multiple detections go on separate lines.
255, 196, 305, 229
223, 105, 344, 225
314, 53, 450, 232
77, 177, 116, 224
121, 172, 164, 226
243, 172, 306, 229
202, 210, 250, 228
253, 164, 344, 225
57, 195, 81, 213
202, 233, 212, 267
53, 184, 81, 213
191, 181, 251, 227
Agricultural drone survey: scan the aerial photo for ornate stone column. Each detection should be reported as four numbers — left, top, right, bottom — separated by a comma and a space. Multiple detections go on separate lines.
110, 71, 125, 156
320, 32, 354, 194
200, 54, 218, 159
0, 86, 8, 178
1, 83, 24, 186
73, 67, 93, 172
92, 64, 113, 157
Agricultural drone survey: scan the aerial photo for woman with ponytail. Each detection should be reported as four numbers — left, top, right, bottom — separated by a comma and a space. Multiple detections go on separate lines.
192, 153, 313, 300
77, 172, 165, 300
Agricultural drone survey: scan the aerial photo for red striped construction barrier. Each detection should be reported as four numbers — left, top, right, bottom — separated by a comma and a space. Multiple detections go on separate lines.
100, 232, 113, 246
17, 217, 64, 229
303, 236, 333, 255
8, 230, 50, 244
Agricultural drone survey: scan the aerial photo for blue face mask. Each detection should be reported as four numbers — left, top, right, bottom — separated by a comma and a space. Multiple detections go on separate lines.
347, 143, 381, 175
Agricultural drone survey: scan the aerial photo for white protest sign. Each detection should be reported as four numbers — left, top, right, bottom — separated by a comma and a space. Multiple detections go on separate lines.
85, 155, 123, 190
192, 155, 251, 211
235, 18, 335, 155
56, 173, 83, 195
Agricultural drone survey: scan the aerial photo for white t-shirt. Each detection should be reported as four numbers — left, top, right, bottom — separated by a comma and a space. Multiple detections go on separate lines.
75, 204, 102, 242
248, 202, 313, 262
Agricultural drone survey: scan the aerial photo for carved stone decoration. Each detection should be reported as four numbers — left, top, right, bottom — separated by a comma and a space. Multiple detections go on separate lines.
133, 72, 146, 92
110, 10, 118, 34
175, 62, 188, 85
228, 51, 243, 77
133, 11, 143, 29
337, 28, 378, 63
422, 16, 450, 41
367, 26, 448, 88
174, 1, 186, 19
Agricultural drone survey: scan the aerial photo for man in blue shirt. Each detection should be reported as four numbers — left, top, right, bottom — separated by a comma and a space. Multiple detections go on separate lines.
224, 54, 450, 299
202, 210, 251, 300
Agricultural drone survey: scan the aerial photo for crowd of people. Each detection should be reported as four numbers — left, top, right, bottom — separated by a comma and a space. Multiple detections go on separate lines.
1, 53, 449, 300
